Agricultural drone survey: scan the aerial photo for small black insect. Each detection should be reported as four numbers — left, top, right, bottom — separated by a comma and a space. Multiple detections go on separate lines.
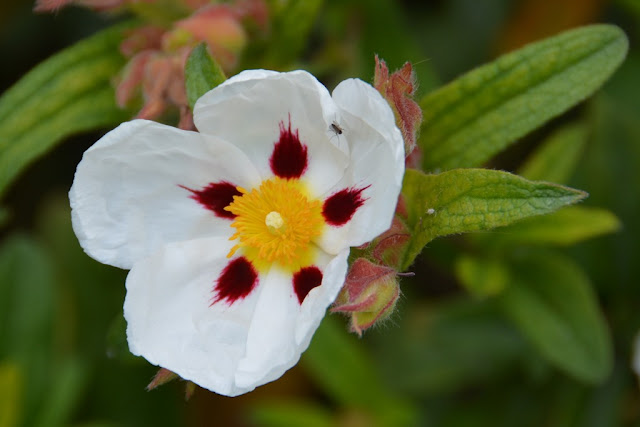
330, 121, 344, 135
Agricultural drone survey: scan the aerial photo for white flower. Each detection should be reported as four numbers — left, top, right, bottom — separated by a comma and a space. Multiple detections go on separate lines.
69, 70, 404, 396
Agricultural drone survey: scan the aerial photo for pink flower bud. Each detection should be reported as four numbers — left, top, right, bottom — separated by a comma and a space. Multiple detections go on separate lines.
371, 216, 410, 268
332, 258, 400, 336
373, 56, 423, 160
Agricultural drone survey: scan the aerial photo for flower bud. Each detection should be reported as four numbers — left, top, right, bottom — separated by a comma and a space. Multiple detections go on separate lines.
371, 216, 410, 268
332, 258, 400, 336
373, 56, 423, 160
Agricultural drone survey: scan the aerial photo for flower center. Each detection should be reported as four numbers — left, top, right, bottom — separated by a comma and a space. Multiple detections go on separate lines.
225, 178, 324, 270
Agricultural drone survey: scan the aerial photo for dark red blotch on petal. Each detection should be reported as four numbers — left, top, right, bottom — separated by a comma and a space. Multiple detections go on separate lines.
322, 186, 369, 226
213, 257, 259, 305
181, 181, 241, 219
269, 116, 308, 179
293, 266, 323, 304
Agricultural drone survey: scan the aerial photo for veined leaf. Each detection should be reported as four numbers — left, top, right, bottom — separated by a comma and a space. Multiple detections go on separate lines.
0, 24, 131, 199
185, 43, 226, 110
500, 251, 612, 383
420, 25, 628, 170
401, 168, 587, 269
477, 205, 621, 247
519, 123, 588, 184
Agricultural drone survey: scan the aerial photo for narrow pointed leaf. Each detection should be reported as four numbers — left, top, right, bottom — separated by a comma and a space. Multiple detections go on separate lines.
0, 24, 131, 198
476, 206, 621, 247
185, 43, 226, 110
401, 168, 587, 269
420, 24, 628, 170
519, 123, 588, 184
500, 252, 612, 383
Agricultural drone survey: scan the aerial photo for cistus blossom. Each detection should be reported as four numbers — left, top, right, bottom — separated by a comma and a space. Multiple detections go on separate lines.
70, 70, 405, 396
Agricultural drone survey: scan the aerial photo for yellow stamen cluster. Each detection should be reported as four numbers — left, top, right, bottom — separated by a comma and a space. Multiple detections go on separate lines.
225, 178, 324, 270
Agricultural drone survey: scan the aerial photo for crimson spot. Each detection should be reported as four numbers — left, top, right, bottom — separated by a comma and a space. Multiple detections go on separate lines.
322, 186, 369, 226
293, 266, 323, 304
269, 116, 308, 179
181, 181, 240, 219
213, 257, 258, 305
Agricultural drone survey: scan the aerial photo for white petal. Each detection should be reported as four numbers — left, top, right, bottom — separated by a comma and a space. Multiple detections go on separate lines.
314, 79, 405, 253
70, 119, 261, 269
193, 70, 349, 195
124, 237, 349, 396
235, 248, 348, 390
217, 69, 279, 86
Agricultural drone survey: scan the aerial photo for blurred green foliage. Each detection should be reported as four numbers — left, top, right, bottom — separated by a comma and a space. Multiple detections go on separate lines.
1, 0, 639, 426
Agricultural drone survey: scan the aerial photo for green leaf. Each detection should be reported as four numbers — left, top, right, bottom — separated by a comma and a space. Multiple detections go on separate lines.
0, 24, 131, 199
477, 206, 621, 248
499, 251, 612, 383
518, 123, 588, 184
401, 168, 587, 269
185, 43, 226, 110
0, 235, 55, 427
420, 24, 628, 170
35, 197, 127, 360
455, 255, 509, 297
249, 401, 334, 427
33, 358, 87, 427
302, 316, 417, 426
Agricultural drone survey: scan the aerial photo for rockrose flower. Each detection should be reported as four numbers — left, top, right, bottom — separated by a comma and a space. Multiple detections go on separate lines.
70, 70, 405, 396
